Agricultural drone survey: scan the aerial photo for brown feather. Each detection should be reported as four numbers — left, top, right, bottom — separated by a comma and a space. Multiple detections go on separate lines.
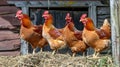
96, 29, 110, 39
33, 25, 43, 34
21, 14, 33, 28
80, 14, 111, 56
74, 31, 82, 40
48, 28, 61, 39
16, 12, 48, 52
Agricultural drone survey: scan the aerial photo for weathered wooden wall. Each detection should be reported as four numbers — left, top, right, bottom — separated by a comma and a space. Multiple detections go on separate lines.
110, 0, 120, 66
97, 6, 110, 28
0, 0, 20, 56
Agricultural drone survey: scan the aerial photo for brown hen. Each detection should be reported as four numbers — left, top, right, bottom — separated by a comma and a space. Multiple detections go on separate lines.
16, 10, 48, 54
80, 14, 111, 58
63, 13, 88, 57
42, 11, 66, 55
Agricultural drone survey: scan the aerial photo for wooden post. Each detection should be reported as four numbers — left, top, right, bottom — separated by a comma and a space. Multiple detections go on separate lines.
87, 3, 97, 55
110, 0, 120, 66
89, 4, 97, 26
20, 6, 29, 55
21, 7, 29, 15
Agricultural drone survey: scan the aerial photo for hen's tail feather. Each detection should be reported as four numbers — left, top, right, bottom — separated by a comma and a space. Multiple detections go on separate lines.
100, 19, 111, 39
100, 19, 111, 30
103, 19, 110, 26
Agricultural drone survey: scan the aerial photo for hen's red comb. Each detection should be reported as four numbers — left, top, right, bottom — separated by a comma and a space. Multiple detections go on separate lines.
43, 10, 49, 15
66, 13, 70, 17
65, 13, 71, 19
81, 14, 87, 19
17, 10, 22, 14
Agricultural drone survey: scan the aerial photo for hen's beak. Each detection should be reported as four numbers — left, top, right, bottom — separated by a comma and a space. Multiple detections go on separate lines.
65, 17, 71, 20
42, 15, 46, 17
79, 20, 82, 22
65, 18, 67, 20
15, 15, 17, 18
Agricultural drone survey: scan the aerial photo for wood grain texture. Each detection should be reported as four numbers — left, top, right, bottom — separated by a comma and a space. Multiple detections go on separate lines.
110, 0, 120, 66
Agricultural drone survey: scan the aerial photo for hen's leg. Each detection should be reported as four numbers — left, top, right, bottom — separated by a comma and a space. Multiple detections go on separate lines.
96, 52, 100, 57
72, 52, 76, 57
32, 48, 36, 54
40, 48, 43, 53
93, 51, 97, 58
83, 52, 85, 57
52, 50, 56, 55
93, 51, 100, 58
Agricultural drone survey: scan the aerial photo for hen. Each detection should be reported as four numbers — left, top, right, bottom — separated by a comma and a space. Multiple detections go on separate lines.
63, 13, 88, 57
42, 11, 66, 55
16, 10, 48, 54
80, 14, 111, 58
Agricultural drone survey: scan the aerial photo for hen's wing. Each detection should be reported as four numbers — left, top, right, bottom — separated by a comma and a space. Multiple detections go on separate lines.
58, 28, 63, 33
48, 28, 62, 39
33, 24, 43, 34
96, 19, 111, 39
95, 29, 110, 39
74, 31, 82, 40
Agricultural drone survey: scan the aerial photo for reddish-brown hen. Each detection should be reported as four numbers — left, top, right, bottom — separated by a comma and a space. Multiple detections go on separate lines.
63, 13, 88, 57
16, 10, 48, 54
80, 14, 111, 58
42, 11, 66, 55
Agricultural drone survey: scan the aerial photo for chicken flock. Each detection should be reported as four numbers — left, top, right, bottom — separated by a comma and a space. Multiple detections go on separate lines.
16, 10, 111, 58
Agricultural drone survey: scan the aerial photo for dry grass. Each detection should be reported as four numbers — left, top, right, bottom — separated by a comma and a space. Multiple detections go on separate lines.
0, 52, 116, 67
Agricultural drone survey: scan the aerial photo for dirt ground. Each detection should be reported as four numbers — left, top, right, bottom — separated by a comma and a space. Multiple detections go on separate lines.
0, 52, 115, 67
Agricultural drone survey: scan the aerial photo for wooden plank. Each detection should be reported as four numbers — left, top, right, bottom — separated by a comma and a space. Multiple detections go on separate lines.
97, 7, 110, 15
0, 39, 20, 51
1, 15, 20, 26
0, 31, 19, 41
0, 0, 8, 5
97, 6, 110, 28
0, 51, 20, 56
7, 1, 107, 7
0, 17, 15, 29
110, 0, 120, 66
0, 31, 20, 51
0, 6, 18, 13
